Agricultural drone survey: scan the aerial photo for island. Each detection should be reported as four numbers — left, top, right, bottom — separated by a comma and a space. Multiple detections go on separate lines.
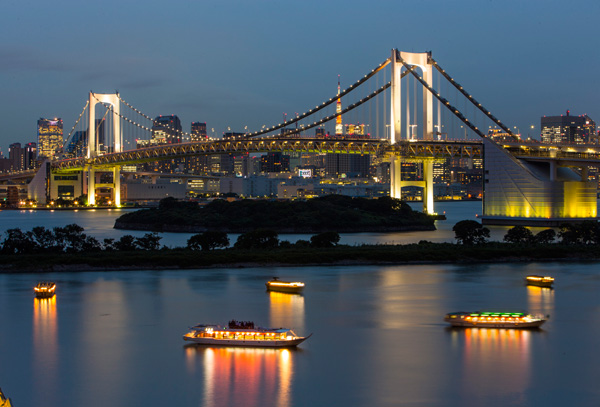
114, 195, 437, 233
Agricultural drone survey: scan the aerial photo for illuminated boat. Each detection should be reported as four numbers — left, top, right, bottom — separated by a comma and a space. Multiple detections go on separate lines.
265, 277, 305, 294
444, 311, 547, 328
0, 387, 12, 407
525, 275, 554, 288
183, 320, 311, 347
34, 281, 56, 298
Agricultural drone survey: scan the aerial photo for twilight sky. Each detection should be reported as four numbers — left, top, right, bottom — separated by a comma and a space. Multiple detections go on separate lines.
1, 0, 599, 152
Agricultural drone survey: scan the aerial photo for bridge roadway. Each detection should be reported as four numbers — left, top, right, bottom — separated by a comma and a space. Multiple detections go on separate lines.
49, 137, 484, 172
6, 138, 600, 182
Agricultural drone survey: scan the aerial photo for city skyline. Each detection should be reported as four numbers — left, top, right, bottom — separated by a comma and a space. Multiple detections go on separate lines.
1, 0, 599, 152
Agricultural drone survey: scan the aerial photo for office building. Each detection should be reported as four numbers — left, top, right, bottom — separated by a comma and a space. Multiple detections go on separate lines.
325, 154, 370, 178
152, 115, 182, 144
541, 112, 597, 144
191, 122, 207, 141
37, 118, 63, 159
261, 152, 290, 173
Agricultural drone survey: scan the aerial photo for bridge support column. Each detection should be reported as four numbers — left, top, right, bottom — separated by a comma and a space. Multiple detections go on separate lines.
549, 161, 557, 181
390, 50, 402, 144
390, 156, 402, 199
113, 166, 121, 207
87, 167, 96, 206
423, 160, 434, 215
581, 166, 589, 181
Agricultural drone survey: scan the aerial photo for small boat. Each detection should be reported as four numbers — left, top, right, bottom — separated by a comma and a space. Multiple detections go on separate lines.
265, 277, 305, 294
183, 320, 311, 347
525, 275, 554, 288
444, 311, 547, 329
34, 281, 56, 298
0, 387, 13, 407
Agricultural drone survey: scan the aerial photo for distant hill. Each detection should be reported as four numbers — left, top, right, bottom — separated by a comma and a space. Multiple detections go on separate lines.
114, 195, 436, 233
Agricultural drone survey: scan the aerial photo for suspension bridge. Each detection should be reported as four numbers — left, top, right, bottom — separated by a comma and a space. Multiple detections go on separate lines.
3, 49, 600, 226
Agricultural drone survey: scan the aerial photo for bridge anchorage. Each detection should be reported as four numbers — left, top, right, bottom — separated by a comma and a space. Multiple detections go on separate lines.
4, 50, 599, 226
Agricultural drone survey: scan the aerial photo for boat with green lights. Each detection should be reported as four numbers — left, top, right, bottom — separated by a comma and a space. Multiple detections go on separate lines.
444, 311, 547, 328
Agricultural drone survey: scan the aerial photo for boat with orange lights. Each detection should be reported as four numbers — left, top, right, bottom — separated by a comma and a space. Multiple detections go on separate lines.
525, 275, 554, 288
183, 320, 311, 347
444, 311, 547, 329
34, 281, 56, 298
265, 277, 305, 294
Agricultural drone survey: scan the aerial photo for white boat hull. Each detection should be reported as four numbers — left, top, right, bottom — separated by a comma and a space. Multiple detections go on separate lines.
183, 336, 310, 347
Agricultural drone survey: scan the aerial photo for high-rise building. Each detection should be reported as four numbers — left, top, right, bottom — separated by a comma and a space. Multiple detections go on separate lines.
325, 154, 370, 178
65, 131, 87, 158
152, 115, 182, 144
261, 152, 290, 173
24, 142, 37, 169
37, 118, 63, 159
541, 111, 597, 144
191, 122, 207, 141
8, 143, 24, 171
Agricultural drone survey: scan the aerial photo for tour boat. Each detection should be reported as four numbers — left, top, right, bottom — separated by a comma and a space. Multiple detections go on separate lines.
444, 311, 547, 329
183, 320, 311, 347
525, 275, 554, 288
34, 281, 56, 298
265, 277, 305, 294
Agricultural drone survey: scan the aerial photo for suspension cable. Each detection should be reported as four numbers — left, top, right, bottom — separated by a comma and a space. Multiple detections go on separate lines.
276, 83, 391, 138
396, 53, 487, 139
429, 56, 516, 139
116, 93, 190, 140
64, 100, 90, 147
245, 58, 392, 138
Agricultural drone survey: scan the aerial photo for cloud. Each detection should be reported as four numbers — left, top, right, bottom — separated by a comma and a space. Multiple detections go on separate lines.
0, 45, 74, 73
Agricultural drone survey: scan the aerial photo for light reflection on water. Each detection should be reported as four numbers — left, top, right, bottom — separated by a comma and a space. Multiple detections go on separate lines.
452, 327, 534, 405
32, 297, 58, 405
0, 264, 599, 406
185, 345, 294, 407
268, 292, 305, 333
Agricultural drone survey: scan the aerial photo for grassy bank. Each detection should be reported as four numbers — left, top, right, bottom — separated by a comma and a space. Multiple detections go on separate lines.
2, 242, 600, 273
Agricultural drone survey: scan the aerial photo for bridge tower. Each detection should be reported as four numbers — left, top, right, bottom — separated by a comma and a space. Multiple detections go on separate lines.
389, 50, 436, 214
86, 92, 122, 206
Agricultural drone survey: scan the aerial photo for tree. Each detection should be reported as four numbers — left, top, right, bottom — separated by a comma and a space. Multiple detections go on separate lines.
1, 228, 36, 254
558, 221, 600, 245
135, 233, 162, 250
534, 229, 556, 245
452, 220, 490, 245
102, 238, 116, 251
30, 226, 58, 252
115, 235, 138, 251
503, 226, 534, 244
187, 231, 229, 251
310, 232, 340, 248
234, 229, 279, 249
53, 224, 87, 252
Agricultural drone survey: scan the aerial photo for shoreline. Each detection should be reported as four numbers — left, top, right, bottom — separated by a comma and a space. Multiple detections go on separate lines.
2, 242, 600, 273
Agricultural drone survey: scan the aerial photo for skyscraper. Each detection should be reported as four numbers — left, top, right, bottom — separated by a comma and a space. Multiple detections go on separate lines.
37, 118, 63, 159
152, 115, 182, 144
541, 111, 597, 144
24, 142, 37, 169
8, 143, 24, 171
191, 122, 207, 141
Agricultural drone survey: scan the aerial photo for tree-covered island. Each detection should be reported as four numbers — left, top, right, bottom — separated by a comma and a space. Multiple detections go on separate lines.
2, 220, 600, 272
114, 195, 437, 233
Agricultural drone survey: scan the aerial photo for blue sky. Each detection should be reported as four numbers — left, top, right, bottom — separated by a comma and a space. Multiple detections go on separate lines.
1, 0, 599, 151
